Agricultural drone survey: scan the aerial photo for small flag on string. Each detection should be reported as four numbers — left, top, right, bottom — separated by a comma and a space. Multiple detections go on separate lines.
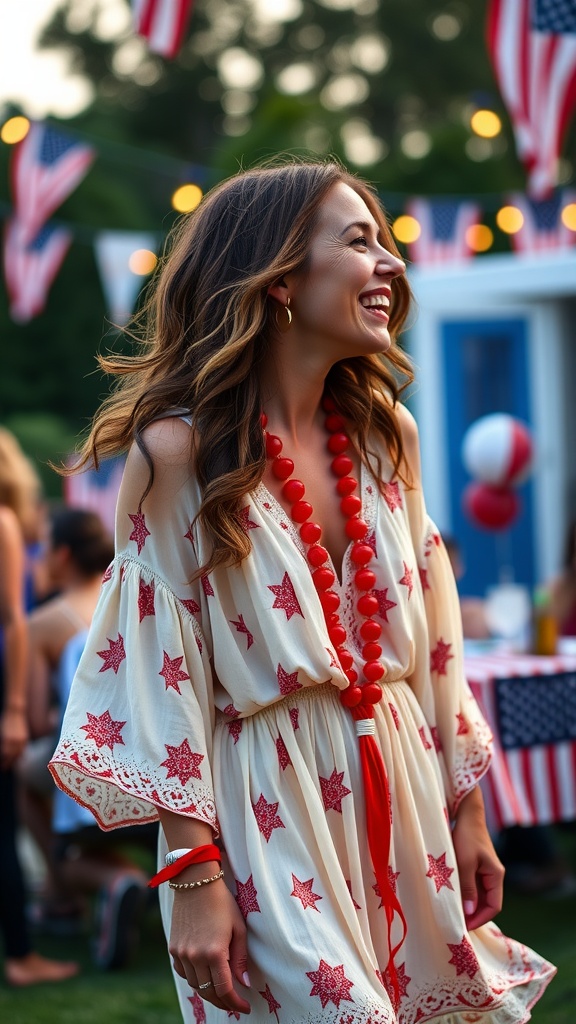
64, 456, 125, 534
487, 0, 576, 198
11, 121, 95, 246
3, 219, 72, 323
508, 190, 576, 252
132, 0, 194, 59
405, 198, 480, 265
94, 231, 158, 325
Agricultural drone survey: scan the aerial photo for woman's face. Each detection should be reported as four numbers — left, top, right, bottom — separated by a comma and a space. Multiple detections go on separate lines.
286, 182, 406, 361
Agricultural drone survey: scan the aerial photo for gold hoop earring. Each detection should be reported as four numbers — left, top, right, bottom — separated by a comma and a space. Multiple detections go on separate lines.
274, 297, 292, 332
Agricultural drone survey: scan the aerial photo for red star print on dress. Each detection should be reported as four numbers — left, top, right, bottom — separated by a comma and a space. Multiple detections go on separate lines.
447, 936, 480, 979
384, 961, 411, 1010
276, 735, 292, 770
426, 852, 455, 893
268, 572, 304, 620
102, 564, 113, 584
430, 638, 454, 675
97, 634, 126, 674
230, 613, 255, 650
305, 959, 354, 1010
383, 481, 403, 512
373, 588, 397, 623
289, 707, 300, 731
180, 597, 200, 615
160, 739, 203, 785
201, 574, 214, 598
430, 725, 443, 753
128, 512, 150, 554
259, 984, 281, 1022
239, 505, 259, 532
456, 712, 470, 735
388, 702, 400, 730
252, 794, 286, 842
346, 880, 361, 909
418, 726, 433, 751
80, 710, 126, 750
373, 865, 400, 907
138, 578, 155, 622
188, 993, 206, 1024
419, 566, 430, 591
319, 769, 352, 813
277, 663, 301, 695
159, 652, 190, 694
227, 720, 242, 744
398, 561, 414, 599
235, 874, 261, 919
290, 874, 322, 911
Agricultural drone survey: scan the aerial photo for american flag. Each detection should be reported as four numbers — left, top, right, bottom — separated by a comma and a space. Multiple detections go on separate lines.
466, 653, 576, 830
405, 197, 480, 265
64, 457, 125, 535
3, 219, 72, 323
132, 0, 194, 59
508, 189, 576, 251
487, 0, 576, 198
10, 121, 95, 246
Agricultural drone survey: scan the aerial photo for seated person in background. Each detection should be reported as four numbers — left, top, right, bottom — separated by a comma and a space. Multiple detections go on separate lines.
442, 534, 491, 640
548, 519, 576, 636
20, 508, 150, 968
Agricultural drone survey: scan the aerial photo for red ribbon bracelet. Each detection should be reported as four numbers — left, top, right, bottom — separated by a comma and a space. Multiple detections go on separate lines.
148, 843, 221, 888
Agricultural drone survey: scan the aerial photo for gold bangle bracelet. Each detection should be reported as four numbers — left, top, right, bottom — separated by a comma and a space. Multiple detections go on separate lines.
168, 870, 224, 890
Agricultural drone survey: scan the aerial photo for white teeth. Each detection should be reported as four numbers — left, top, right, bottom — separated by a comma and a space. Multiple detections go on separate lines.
360, 294, 390, 308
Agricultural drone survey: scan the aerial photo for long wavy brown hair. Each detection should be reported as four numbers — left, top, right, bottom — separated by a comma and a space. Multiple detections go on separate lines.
73, 159, 414, 574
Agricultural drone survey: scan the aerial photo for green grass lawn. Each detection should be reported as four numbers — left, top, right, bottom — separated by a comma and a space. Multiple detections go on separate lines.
1, 856, 575, 1023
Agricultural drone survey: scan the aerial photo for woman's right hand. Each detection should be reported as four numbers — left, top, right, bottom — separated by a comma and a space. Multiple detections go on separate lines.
169, 877, 251, 1015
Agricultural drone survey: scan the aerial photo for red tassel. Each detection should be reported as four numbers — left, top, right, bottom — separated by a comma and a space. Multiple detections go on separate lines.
148, 843, 221, 888
351, 706, 407, 1008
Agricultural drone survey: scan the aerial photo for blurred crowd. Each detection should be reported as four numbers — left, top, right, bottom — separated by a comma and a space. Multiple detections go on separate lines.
0, 427, 155, 988
1, 424, 575, 987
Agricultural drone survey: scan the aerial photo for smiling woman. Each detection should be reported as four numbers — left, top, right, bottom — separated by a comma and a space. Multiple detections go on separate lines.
50, 159, 554, 1024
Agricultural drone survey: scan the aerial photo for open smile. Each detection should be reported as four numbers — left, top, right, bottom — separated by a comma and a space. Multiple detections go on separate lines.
359, 290, 390, 324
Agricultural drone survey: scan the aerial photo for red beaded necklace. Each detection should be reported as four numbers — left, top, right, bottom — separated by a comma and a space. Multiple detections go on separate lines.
262, 394, 407, 1004
262, 395, 386, 706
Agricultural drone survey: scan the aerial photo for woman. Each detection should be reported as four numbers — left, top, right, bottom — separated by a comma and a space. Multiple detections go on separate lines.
50, 162, 554, 1022
0, 428, 78, 985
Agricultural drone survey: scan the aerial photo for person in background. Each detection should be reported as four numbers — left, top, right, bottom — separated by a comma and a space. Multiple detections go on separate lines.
547, 519, 576, 636
442, 534, 491, 640
0, 427, 78, 986
21, 508, 150, 968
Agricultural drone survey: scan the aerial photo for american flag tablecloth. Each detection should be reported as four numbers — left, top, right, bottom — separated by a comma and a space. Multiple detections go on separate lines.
465, 653, 576, 832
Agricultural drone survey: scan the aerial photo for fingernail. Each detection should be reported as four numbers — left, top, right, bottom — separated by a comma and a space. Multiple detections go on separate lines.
243, 971, 251, 987
464, 900, 475, 915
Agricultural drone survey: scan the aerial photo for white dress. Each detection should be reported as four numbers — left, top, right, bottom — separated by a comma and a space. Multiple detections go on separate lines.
50, 419, 555, 1024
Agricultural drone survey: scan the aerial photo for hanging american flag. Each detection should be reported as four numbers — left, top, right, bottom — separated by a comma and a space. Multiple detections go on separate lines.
10, 121, 95, 246
508, 189, 576, 252
487, 0, 576, 198
405, 197, 480, 265
64, 457, 125, 534
132, 0, 194, 59
3, 219, 72, 323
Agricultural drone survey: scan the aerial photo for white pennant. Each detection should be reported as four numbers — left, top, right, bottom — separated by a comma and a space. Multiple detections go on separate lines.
94, 231, 157, 325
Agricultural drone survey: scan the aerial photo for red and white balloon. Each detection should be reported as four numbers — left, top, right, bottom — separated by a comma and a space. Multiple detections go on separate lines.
462, 414, 532, 486
462, 414, 533, 531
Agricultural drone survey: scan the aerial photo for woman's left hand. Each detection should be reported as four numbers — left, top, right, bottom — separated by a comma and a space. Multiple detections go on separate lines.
452, 786, 505, 932
0, 707, 28, 768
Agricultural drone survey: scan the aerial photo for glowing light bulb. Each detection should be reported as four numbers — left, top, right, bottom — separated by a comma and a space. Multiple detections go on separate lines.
561, 203, 576, 231
470, 110, 502, 139
392, 215, 421, 244
465, 224, 493, 252
171, 184, 203, 213
1, 116, 30, 145
496, 205, 524, 234
129, 249, 157, 275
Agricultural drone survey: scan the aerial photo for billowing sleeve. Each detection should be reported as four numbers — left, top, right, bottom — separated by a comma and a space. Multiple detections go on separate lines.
401, 417, 492, 818
49, 418, 217, 833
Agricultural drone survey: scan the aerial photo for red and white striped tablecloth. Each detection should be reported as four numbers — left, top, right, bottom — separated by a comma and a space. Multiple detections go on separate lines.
465, 653, 576, 832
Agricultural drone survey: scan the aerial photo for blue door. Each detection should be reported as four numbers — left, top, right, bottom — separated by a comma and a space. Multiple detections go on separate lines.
442, 318, 535, 597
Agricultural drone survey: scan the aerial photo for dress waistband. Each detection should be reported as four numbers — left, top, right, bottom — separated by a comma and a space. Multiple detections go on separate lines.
218, 680, 341, 724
